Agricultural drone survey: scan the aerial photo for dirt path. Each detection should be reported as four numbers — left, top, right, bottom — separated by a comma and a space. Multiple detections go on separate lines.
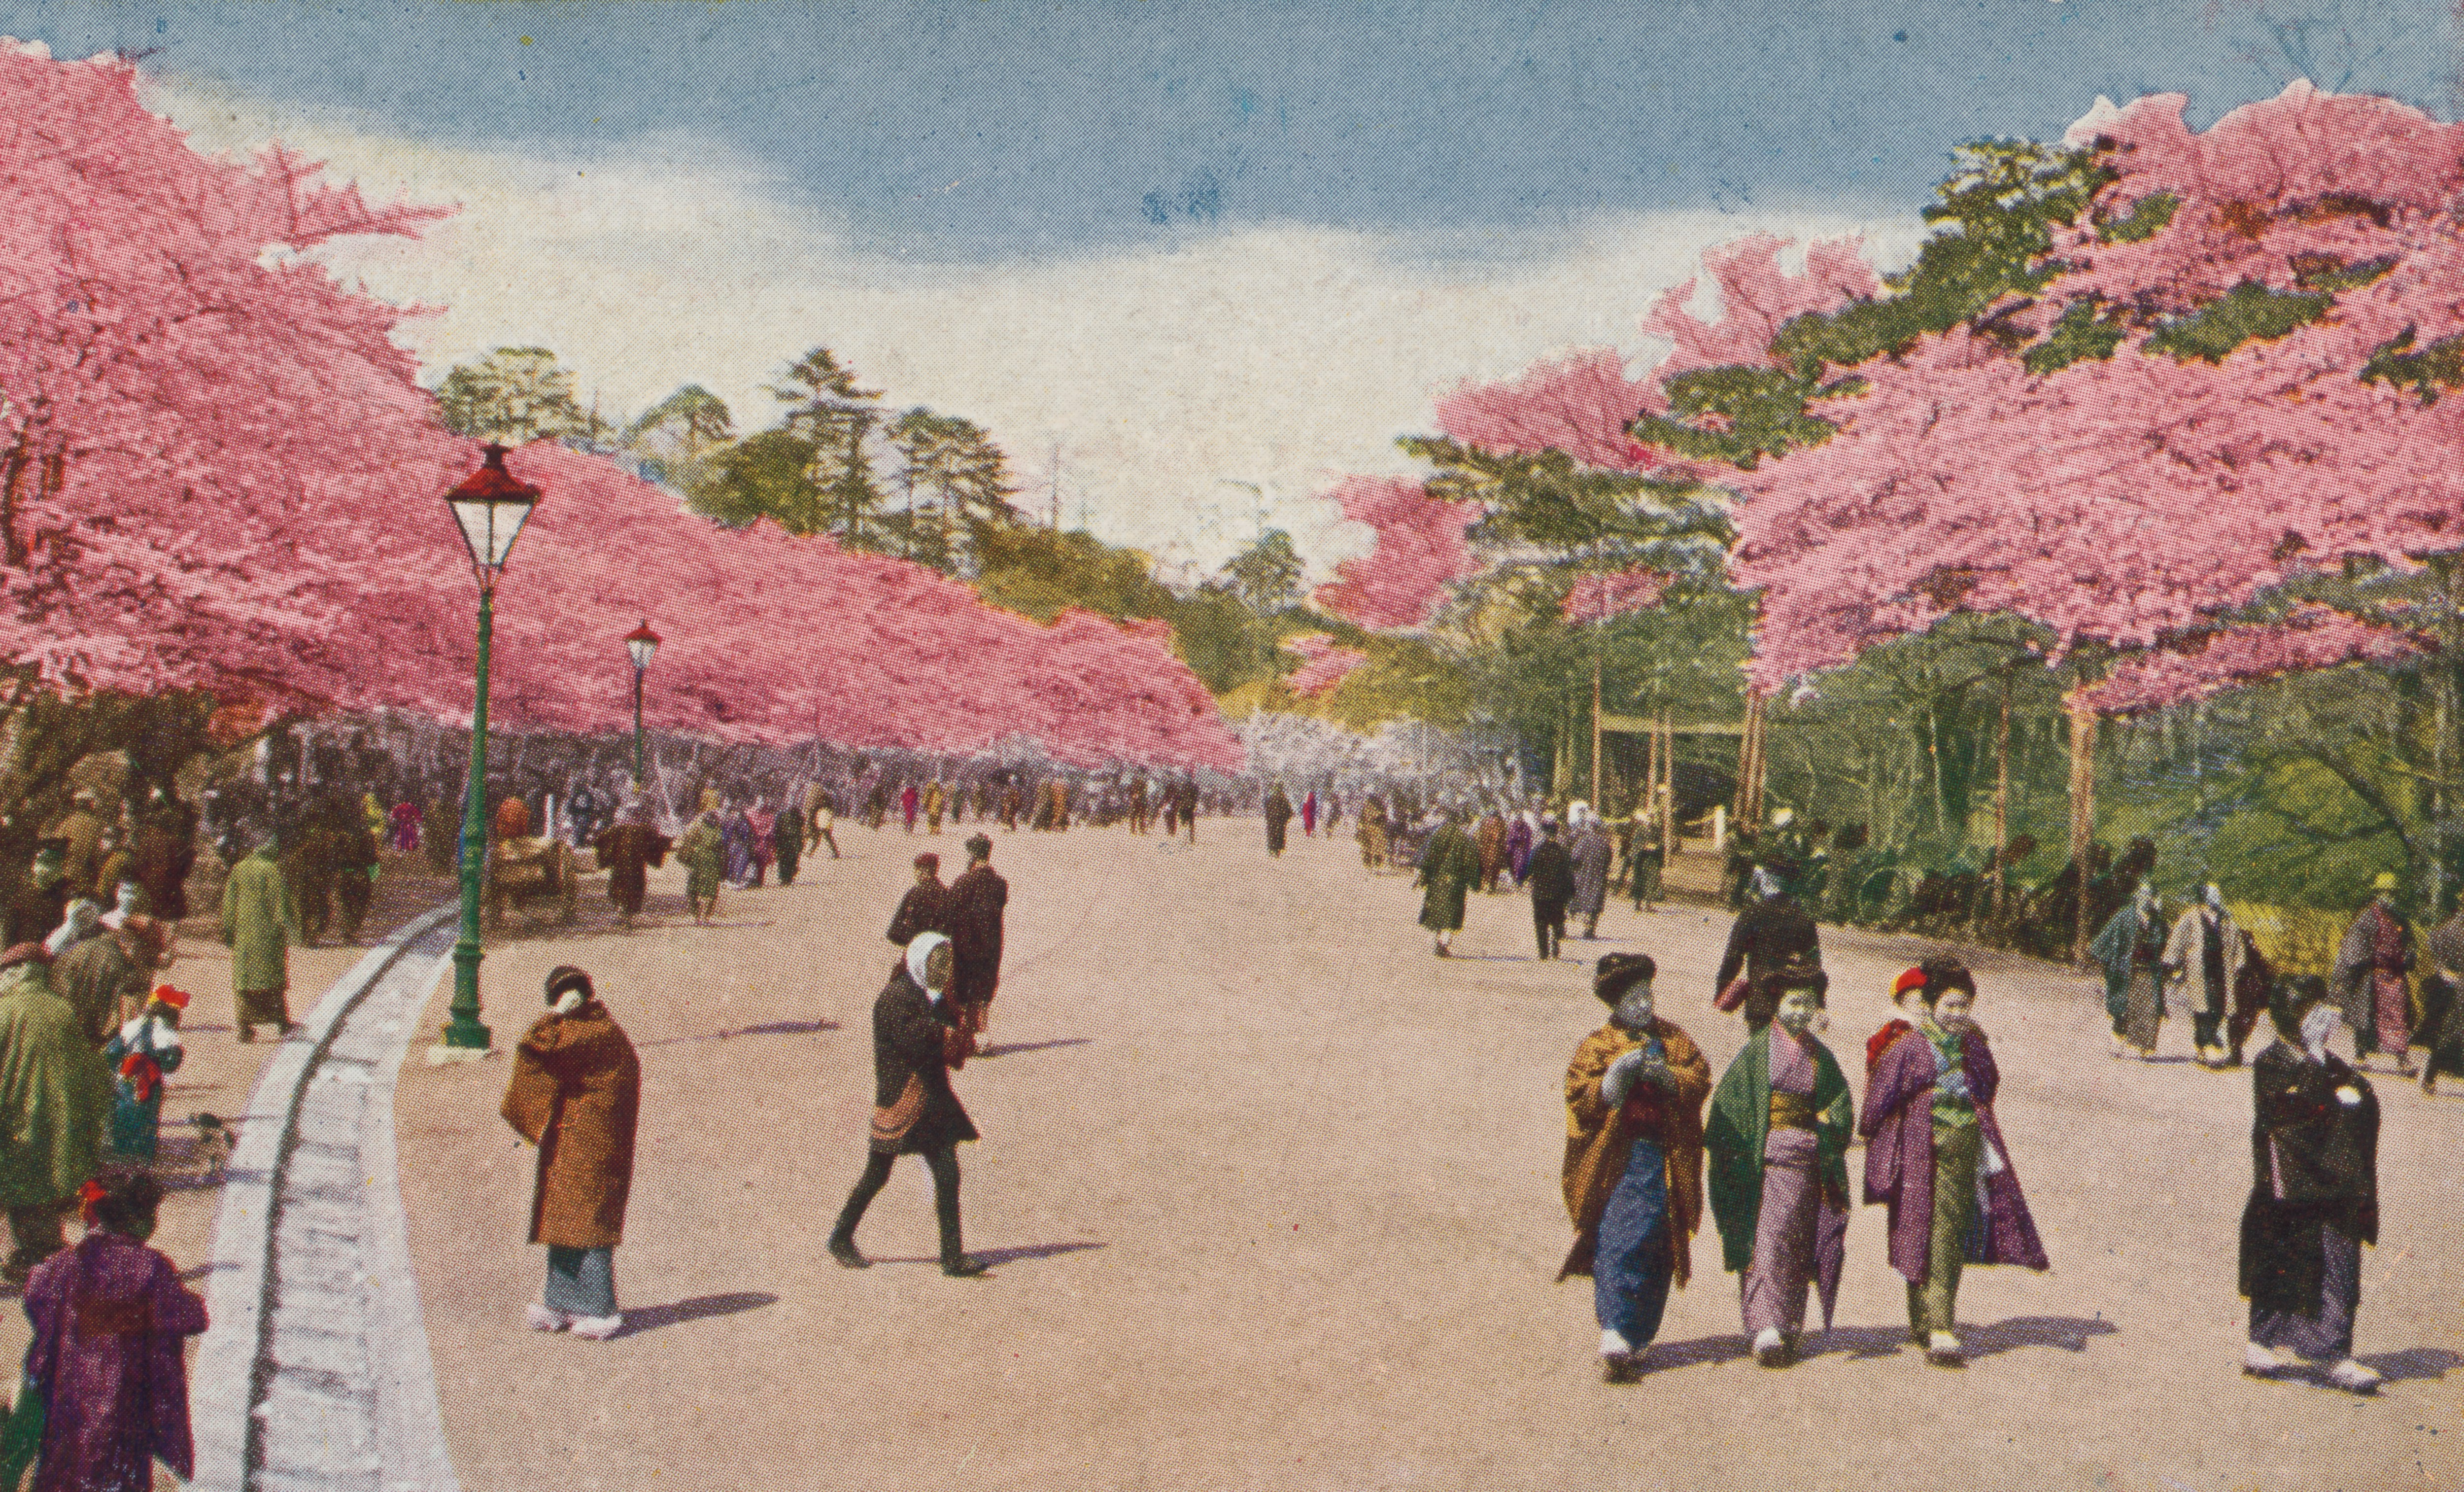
392, 822, 2464, 1492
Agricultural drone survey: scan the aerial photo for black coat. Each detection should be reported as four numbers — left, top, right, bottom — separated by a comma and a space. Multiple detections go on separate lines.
1525, 840, 1575, 903
2239, 1040, 2378, 1316
887, 880, 953, 947
1714, 895, 1821, 996
868, 966, 977, 1156
947, 865, 1008, 1006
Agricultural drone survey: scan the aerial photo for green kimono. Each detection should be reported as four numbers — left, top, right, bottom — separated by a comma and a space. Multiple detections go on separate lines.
0, 968, 108, 1208
1705, 1025, 1852, 1274
219, 847, 297, 995
1415, 824, 1483, 933
676, 819, 723, 902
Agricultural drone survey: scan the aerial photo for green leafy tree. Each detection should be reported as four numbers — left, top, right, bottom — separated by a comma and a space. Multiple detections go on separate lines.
886, 408, 1016, 571
1224, 529, 1305, 615
771, 348, 888, 550
690, 428, 822, 533
625, 384, 735, 494
435, 347, 608, 446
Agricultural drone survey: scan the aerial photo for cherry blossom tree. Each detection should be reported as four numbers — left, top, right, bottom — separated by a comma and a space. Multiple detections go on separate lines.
1313, 476, 1479, 630
1279, 633, 1370, 698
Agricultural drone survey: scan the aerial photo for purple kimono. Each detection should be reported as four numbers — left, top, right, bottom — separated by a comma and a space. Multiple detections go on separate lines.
1858, 1026, 2049, 1283
21, 1230, 207, 1492
1507, 817, 1535, 884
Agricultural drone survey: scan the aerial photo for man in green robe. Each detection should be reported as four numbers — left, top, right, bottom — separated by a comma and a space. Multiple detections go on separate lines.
220, 836, 299, 1041
0, 949, 108, 1280
676, 810, 723, 925
1415, 805, 1483, 958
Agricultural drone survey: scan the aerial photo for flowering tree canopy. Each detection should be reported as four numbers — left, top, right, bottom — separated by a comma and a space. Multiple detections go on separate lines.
0, 45, 1242, 772
1431, 348, 1661, 473
2080, 604, 2420, 714
1561, 566, 1668, 625
1278, 633, 1370, 698
1314, 475, 1479, 630
1673, 85, 2464, 693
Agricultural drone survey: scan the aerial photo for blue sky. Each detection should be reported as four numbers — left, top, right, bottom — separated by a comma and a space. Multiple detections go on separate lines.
4, 1, 2456, 571
11, 0, 2453, 260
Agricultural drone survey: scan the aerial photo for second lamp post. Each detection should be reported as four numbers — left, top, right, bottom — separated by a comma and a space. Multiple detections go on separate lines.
625, 620, 660, 790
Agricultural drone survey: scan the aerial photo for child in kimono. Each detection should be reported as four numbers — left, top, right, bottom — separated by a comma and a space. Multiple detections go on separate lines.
1559, 953, 1711, 1382
1859, 968, 2049, 1365
9, 1170, 206, 1492
1708, 967, 1852, 1367
103, 987, 186, 1160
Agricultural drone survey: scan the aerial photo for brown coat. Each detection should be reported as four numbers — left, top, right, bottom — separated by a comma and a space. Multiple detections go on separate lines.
501, 1001, 641, 1249
1559, 1017, 1711, 1287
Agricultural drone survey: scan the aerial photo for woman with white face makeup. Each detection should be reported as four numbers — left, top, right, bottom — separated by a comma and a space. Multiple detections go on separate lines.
1707, 969, 1853, 1367
1558, 953, 1711, 1382
2239, 974, 2383, 1393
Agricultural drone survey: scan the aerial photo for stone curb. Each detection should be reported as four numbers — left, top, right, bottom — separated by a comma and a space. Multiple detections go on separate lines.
190, 904, 459, 1492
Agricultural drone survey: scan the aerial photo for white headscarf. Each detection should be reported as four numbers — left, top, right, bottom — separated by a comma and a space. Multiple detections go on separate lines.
905, 931, 952, 999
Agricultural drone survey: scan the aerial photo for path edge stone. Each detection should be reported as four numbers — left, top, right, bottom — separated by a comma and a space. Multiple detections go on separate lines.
191, 904, 458, 1492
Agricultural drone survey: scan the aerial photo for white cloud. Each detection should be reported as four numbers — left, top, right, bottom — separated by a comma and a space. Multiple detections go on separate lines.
145, 72, 1924, 579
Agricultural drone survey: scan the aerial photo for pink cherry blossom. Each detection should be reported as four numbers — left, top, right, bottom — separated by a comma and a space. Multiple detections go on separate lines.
1433, 348, 1660, 471
1560, 567, 1667, 625
1313, 475, 1478, 630
1279, 632, 1370, 697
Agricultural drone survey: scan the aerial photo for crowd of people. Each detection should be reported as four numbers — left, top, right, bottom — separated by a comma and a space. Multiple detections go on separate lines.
1553, 923, 2382, 1394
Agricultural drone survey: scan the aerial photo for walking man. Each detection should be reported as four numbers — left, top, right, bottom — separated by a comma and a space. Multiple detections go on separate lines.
2164, 884, 2245, 1069
773, 796, 806, 887
828, 933, 988, 1277
1571, 812, 1614, 939
948, 836, 1008, 1055
2332, 874, 2416, 1075
1414, 805, 1482, 958
220, 834, 299, 1041
1264, 782, 1294, 858
889, 854, 953, 948
1527, 818, 1576, 961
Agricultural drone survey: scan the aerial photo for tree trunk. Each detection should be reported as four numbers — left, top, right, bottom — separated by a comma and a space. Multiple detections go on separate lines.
2067, 689, 2099, 967
1991, 671, 2011, 920
1590, 653, 1603, 808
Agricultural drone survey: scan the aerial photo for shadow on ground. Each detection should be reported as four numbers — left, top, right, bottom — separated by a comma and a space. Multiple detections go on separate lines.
868, 1241, 1109, 1270
618, 1292, 779, 1337
1635, 1315, 2116, 1377
639, 1019, 836, 1049
975, 1038, 1091, 1058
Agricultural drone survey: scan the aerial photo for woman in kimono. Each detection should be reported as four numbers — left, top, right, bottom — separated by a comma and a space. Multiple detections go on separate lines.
1708, 967, 1852, 1367
2088, 881, 2168, 1059
103, 986, 186, 1160
1506, 810, 1536, 886
1559, 953, 1711, 1381
1860, 968, 2049, 1365
719, 802, 753, 888
744, 799, 776, 888
674, 809, 722, 926
502, 967, 641, 1341
12, 1171, 206, 1492
2239, 974, 2382, 1392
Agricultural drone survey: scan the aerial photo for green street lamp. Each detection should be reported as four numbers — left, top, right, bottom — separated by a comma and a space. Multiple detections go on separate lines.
441, 444, 540, 1053
624, 620, 661, 788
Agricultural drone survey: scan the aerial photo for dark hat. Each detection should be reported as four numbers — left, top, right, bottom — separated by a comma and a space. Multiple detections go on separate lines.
544, 965, 594, 1006
964, 833, 992, 858
1593, 952, 1657, 1004
914, 852, 940, 871
2268, 973, 2332, 1041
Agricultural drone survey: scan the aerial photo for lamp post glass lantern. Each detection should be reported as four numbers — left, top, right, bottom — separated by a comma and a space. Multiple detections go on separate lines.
625, 620, 660, 787
444, 444, 540, 1053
